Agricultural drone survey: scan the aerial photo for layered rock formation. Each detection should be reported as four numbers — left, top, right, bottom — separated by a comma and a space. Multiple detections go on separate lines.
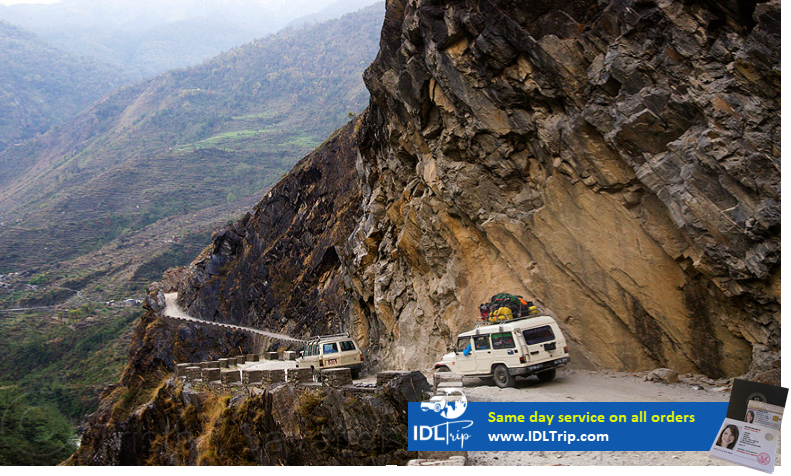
177, 0, 779, 379
352, 0, 781, 377
71, 373, 426, 465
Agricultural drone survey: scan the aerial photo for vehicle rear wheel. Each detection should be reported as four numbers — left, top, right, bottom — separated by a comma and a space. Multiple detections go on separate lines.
493, 365, 514, 388
537, 369, 556, 382
435, 365, 450, 372
351, 367, 361, 379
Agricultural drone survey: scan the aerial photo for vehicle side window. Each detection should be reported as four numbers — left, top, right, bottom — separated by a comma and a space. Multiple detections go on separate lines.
473, 335, 490, 350
339, 340, 356, 352
491, 332, 515, 349
456, 337, 471, 353
323, 343, 338, 354
523, 326, 555, 345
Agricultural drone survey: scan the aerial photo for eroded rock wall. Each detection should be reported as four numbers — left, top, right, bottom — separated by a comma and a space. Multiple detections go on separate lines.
176, 120, 365, 343
71, 376, 422, 465
349, 0, 779, 377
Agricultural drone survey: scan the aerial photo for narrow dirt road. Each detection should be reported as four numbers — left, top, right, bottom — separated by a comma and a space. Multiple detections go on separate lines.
163, 292, 305, 343
461, 369, 774, 467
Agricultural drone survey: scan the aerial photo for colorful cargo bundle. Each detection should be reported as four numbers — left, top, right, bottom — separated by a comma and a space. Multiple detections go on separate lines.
479, 293, 541, 322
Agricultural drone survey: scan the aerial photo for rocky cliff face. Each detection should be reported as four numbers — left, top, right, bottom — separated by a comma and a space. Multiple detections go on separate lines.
349, 0, 780, 378
72, 372, 425, 465
177, 0, 779, 378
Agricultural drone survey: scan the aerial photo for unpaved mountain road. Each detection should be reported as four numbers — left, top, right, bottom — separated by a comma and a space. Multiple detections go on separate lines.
460, 369, 778, 466
163, 292, 305, 343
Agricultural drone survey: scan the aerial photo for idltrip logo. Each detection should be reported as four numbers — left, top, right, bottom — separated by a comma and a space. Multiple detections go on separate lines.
413, 388, 473, 448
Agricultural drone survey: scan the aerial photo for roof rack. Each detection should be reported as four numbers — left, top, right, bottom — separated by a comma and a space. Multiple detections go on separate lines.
475, 310, 547, 328
305, 332, 350, 342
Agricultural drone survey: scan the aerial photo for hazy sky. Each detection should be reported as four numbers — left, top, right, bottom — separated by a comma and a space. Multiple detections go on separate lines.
0, 1, 61, 5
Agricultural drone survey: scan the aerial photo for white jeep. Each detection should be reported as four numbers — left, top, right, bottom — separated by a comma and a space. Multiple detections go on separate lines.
434, 315, 570, 388
295, 333, 364, 379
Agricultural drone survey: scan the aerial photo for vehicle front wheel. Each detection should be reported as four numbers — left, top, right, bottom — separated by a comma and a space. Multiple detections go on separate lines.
493, 365, 514, 388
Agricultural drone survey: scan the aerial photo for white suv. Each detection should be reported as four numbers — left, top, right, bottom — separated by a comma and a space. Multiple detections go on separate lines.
434, 315, 570, 388
295, 333, 364, 379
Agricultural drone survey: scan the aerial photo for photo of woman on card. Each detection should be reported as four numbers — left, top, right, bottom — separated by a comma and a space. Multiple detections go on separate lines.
745, 410, 754, 423
716, 425, 739, 449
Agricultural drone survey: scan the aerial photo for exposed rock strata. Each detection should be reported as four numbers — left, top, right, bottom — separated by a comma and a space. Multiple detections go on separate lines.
176, 120, 365, 343
176, 0, 779, 378
71, 375, 424, 465
349, 0, 779, 377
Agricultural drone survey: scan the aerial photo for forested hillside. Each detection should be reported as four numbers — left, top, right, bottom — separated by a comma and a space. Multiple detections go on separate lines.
0, 21, 131, 154
0, 4, 382, 272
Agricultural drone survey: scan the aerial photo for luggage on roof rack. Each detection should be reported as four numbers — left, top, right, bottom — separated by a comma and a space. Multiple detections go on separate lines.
479, 293, 542, 323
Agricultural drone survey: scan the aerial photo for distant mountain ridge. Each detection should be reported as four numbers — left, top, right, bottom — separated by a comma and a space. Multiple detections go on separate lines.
0, 0, 380, 78
0, 20, 132, 153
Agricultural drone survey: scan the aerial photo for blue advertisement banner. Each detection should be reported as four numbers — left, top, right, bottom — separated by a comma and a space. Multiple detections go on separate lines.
408, 400, 728, 451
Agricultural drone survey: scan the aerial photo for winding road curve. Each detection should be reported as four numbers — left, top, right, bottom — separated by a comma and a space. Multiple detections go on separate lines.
163, 292, 306, 344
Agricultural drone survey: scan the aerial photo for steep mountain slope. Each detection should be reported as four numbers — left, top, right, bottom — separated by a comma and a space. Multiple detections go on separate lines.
0, 6, 383, 465
0, 20, 131, 153
0, 4, 383, 273
350, 0, 779, 377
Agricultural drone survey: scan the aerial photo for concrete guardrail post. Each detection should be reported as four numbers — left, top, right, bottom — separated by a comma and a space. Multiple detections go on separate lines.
286, 368, 313, 384
221, 369, 241, 385
321, 368, 352, 387
242, 369, 264, 385
201, 368, 221, 383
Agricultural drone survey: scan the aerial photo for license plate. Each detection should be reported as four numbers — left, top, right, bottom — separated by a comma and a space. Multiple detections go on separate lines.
328, 359, 337, 365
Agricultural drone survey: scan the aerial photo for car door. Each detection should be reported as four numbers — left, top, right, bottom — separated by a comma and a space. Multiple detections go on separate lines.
455, 336, 476, 373
472, 334, 494, 374
491, 331, 518, 365
522, 325, 556, 362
